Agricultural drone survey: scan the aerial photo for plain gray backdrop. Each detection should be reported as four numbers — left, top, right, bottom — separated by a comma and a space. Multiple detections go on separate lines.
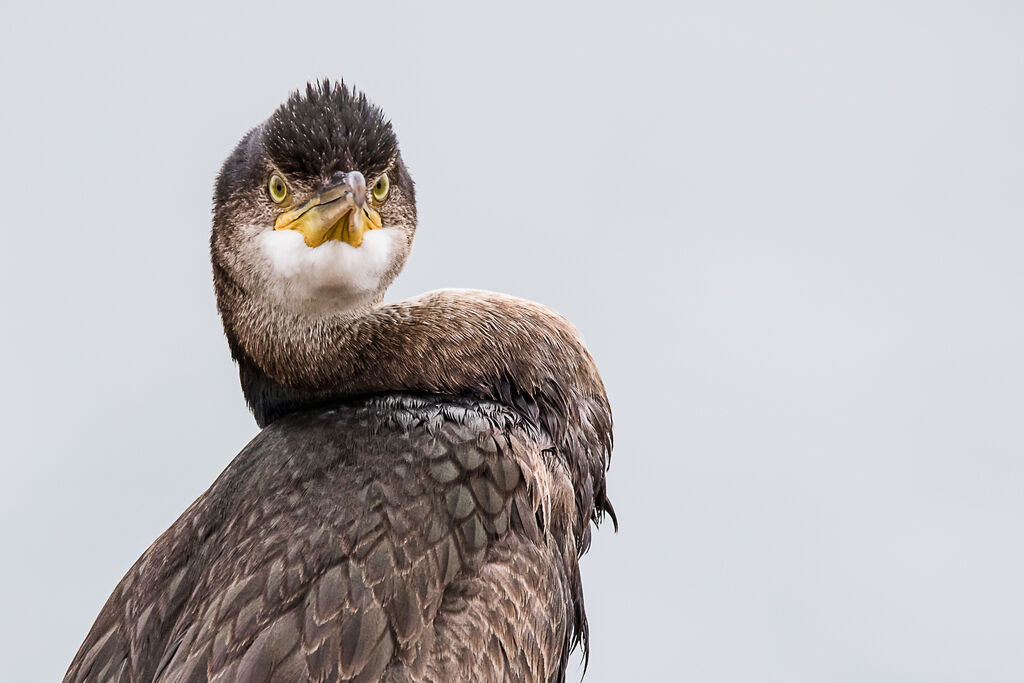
3, 1, 1022, 681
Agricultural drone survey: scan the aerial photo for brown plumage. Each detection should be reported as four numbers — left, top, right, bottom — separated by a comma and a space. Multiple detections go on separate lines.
65, 80, 613, 682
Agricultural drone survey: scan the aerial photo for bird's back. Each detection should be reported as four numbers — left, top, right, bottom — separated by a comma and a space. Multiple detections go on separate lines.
64, 395, 584, 683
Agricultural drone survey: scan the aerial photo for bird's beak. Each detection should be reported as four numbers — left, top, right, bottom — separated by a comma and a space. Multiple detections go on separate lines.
273, 171, 382, 248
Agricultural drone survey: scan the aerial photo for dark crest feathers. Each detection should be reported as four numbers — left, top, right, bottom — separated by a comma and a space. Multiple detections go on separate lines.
264, 79, 398, 180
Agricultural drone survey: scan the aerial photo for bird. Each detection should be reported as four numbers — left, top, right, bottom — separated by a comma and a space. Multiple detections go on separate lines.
63, 79, 614, 683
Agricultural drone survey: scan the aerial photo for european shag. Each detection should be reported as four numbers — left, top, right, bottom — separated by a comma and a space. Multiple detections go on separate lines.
64, 80, 614, 683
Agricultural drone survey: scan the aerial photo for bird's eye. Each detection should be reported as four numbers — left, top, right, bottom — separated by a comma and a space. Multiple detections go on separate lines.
372, 173, 390, 203
268, 173, 289, 204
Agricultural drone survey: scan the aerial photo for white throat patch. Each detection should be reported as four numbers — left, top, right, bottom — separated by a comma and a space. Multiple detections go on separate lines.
258, 227, 399, 315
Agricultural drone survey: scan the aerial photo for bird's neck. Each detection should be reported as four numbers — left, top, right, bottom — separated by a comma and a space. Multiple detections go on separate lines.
229, 289, 604, 427
222, 287, 614, 531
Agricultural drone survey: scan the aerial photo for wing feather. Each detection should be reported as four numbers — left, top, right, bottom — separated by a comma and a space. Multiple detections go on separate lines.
64, 397, 580, 682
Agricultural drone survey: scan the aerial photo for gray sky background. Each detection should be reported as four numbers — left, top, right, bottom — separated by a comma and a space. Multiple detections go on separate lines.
3, 2, 1023, 681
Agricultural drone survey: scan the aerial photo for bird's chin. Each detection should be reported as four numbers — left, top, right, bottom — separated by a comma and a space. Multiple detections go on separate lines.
257, 226, 401, 317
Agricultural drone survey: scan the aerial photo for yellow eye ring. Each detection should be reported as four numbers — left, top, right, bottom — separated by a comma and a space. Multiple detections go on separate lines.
268, 173, 288, 204
372, 173, 390, 203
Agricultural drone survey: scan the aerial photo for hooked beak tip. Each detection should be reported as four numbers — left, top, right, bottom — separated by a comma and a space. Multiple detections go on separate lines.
346, 171, 368, 209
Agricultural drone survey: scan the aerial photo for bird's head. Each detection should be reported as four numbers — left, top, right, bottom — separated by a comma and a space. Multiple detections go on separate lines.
211, 80, 416, 320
